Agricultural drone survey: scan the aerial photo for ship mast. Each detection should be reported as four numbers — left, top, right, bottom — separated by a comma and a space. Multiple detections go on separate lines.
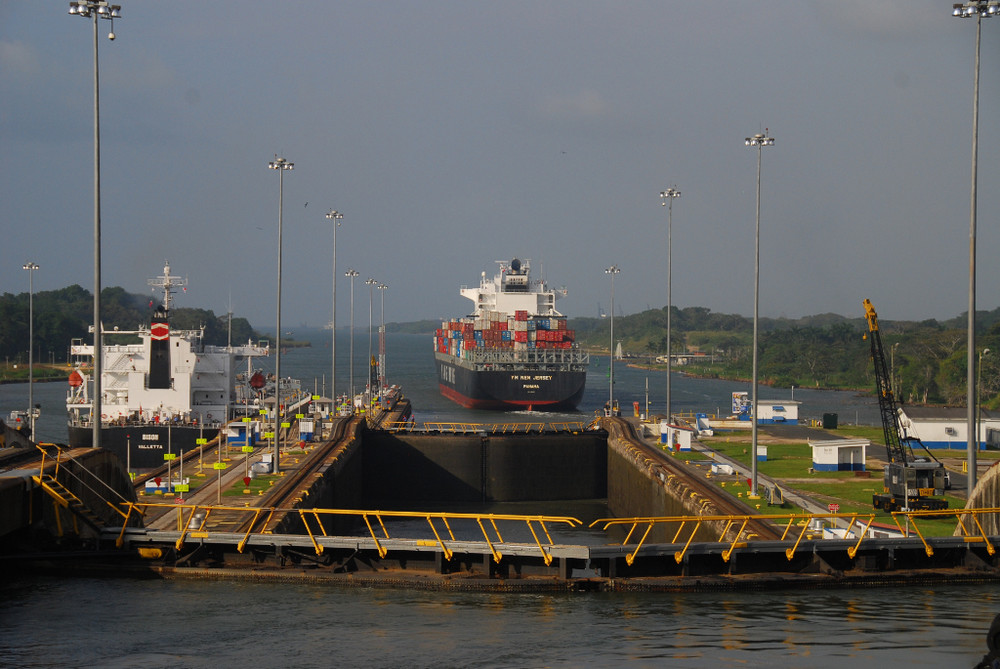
147, 261, 188, 311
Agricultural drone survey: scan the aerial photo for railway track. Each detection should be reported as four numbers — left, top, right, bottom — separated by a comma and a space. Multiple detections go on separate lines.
611, 417, 780, 540
137, 416, 360, 533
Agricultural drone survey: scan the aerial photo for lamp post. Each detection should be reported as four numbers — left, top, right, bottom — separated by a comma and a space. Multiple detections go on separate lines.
979, 348, 991, 449
660, 187, 680, 424
22, 262, 40, 437
268, 155, 293, 475
326, 209, 343, 403
345, 268, 360, 405
953, 0, 997, 495
68, 1, 122, 450
378, 283, 388, 391
365, 278, 378, 400
745, 131, 775, 496
891, 342, 900, 400
605, 266, 621, 413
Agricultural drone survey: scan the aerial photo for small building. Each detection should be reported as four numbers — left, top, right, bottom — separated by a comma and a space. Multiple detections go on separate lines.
897, 406, 1000, 450
659, 421, 695, 452
225, 420, 257, 447
757, 401, 800, 424
809, 438, 868, 472
309, 395, 334, 418
732, 392, 801, 425
298, 418, 315, 442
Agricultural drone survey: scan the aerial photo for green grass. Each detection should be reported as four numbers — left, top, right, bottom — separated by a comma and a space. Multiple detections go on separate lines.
222, 474, 277, 497
692, 433, 973, 536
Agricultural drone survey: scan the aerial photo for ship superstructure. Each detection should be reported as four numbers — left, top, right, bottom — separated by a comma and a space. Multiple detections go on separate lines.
66, 262, 273, 469
434, 258, 589, 410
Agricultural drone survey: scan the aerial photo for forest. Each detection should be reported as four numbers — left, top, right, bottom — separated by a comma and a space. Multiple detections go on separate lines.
5, 284, 1000, 409
0, 285, 260, 377
570, 305, 1000, 409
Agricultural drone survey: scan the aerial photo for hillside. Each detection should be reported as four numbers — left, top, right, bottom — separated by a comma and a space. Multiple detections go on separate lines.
0, 285, 266, 371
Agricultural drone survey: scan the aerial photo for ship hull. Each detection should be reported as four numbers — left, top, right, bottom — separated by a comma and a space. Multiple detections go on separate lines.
435, 353, 586, 411
67, 423, 220, 471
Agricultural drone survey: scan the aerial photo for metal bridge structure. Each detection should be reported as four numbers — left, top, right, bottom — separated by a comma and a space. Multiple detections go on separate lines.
7, 426, 1000, 590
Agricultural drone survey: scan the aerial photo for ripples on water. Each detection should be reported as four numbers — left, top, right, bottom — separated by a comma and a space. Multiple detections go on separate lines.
1, 577, 998, 668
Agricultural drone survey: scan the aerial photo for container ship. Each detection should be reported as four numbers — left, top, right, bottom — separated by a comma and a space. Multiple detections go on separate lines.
65, 262, 288, 470
434, 258, 589, 411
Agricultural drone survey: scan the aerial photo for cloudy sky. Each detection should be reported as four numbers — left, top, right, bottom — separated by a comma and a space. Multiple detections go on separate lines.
2, 1, 998, 329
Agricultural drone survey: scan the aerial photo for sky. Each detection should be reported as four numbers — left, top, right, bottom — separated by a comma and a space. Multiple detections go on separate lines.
2, 1, 998, 330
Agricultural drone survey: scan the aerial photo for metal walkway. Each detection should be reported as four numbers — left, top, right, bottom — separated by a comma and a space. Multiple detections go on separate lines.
97, 502, 1000, 586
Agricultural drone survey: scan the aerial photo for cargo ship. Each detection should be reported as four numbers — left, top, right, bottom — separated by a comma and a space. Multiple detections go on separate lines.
434, 258, 589, 410
65, 262, 289, 470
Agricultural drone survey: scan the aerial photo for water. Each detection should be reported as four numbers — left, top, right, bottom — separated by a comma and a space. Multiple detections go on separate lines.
1, 577, 997, 667
7, 328, 992, 666
3, 328, 879, 444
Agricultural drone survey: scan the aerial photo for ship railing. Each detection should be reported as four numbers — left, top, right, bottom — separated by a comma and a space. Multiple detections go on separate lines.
461, 348, 589, 368
382, 421, 589, 434
116, 502, 582, 566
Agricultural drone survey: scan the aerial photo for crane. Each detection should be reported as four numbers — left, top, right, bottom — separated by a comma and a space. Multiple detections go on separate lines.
863, 299, 948, 512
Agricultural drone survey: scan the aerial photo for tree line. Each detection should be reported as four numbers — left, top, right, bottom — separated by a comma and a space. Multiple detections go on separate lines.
571, 305, 1000, 409
0, 285, 261, 366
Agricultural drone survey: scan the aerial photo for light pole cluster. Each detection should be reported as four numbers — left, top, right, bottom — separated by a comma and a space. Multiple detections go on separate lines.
365, 277, 378, 401
345, 268, 360, 403
605, 265, 621, 413
23, 263, 40, 437
378, 282, 388, 391
68, 0, 122, 450
660, 187, 680, 424
953, 0, 997, 495
979, 348, 991, 450
268, 156, 293, 475
326, 209, 344, 402
745, 131, 775, 497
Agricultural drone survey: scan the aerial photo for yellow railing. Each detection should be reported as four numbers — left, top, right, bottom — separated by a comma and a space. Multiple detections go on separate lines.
34, 443, 131, 521
115, 503, 1000, 567
591, 507, 1000, 566
296, 508, 581, 566
118, 502, 581, 566
895, 507, 1000, 558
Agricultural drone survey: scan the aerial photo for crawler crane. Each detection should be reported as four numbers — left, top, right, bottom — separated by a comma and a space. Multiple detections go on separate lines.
863, 299, 948, 512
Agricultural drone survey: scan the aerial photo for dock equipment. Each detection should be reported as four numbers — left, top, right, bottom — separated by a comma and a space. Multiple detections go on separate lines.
863, 299, 948, 511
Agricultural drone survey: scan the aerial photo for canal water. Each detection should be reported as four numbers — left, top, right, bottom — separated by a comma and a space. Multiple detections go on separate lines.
1, 576, 997, 667
2, 329, 881, 445
3, 329, 994, 666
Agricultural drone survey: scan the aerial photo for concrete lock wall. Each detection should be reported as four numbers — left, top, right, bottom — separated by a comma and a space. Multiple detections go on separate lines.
360, 431, 606, 505
274, 419, 366, 536
605, 420, 728, 543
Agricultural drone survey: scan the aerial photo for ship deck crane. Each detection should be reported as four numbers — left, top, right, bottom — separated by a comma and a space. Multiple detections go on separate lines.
863, 299, 948, 511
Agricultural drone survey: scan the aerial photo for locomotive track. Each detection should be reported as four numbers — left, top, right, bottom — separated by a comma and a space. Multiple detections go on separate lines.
609, 417, 780, 540
137, 416, 360, 533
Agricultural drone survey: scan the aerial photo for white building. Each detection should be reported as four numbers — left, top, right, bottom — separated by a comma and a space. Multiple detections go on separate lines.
897, 406, 1000, 450
659, 421, 695, 451
731, 392, 801, 424
809, 438, 869, 472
